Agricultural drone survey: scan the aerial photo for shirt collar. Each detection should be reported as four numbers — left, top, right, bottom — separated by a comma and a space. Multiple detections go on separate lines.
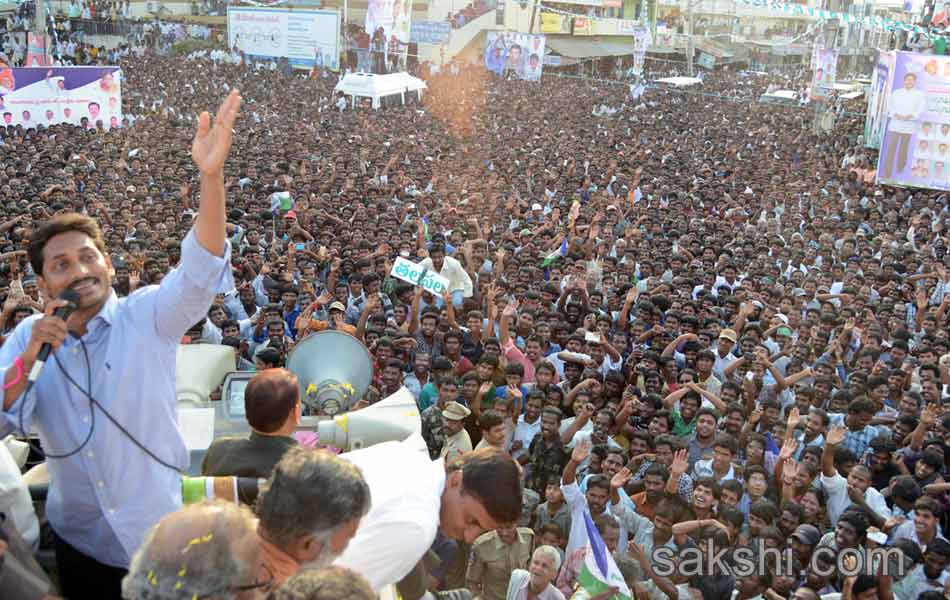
87, 289, 120, 332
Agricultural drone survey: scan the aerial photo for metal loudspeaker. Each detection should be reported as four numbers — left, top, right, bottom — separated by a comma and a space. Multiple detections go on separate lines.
286, 330, 374, 416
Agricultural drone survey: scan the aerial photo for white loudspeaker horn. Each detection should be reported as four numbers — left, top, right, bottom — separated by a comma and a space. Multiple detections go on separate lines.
176, 344, 235, 406
286, 330, 374, 416
318, 387, 421, 451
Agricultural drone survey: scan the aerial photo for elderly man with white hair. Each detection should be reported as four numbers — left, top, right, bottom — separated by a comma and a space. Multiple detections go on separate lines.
121, 499, 268, 600
256, 446, 371, 587
506, 545, 565, 600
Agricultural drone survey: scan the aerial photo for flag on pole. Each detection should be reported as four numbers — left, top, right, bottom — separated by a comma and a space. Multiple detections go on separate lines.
270, 191, 294, 214
577, 512, 632, 600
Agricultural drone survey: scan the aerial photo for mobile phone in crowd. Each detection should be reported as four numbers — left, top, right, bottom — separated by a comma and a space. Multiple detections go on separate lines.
295, 243, 305, 251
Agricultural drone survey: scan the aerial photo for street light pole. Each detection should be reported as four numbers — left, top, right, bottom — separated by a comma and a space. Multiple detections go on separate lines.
35, 0, 48, 63
687, 0, 694, 75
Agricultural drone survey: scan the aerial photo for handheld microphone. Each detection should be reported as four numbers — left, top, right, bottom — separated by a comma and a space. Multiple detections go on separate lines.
27, 288, 81, 385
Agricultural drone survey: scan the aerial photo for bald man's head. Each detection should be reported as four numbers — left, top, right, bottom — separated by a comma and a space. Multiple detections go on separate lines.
122, 500, 264, 599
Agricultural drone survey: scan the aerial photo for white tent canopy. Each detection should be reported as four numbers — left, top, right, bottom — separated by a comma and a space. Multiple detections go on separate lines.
655, 76, 702, 87
334, 72, 427, 110
759, 89, 799, 105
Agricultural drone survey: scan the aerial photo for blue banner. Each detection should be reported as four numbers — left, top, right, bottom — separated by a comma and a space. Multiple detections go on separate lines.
410, 21, 452, 45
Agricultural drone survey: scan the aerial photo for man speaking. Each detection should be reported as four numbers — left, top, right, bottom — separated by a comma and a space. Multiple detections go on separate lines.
0, 90, 242, 599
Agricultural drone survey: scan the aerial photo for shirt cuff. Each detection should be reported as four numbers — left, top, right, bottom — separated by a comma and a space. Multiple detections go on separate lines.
180, 228, 236, 294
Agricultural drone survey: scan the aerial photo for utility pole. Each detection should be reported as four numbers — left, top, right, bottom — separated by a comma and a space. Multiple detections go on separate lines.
686, 0, 694, 76
529, 0, 539, 34
34, 0, 47, 63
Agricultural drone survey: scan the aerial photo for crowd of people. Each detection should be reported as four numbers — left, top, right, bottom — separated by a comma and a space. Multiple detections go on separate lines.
448, 0, 495, 29
0, 19, 948, 600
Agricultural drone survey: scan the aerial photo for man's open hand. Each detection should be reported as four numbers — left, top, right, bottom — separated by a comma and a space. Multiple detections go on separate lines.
192, 90, 242, 176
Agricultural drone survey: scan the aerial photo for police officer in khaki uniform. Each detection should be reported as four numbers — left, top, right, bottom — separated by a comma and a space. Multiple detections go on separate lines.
465, 525, 534, 600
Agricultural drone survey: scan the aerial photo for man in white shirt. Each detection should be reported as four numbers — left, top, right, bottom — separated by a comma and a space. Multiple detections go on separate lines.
0, 440, 38, 549
890, 496, 948, 552
335, 442, 522, 594
882, 73, 927, 179
820, 426, 891, 528
891, 538, 950, 600
560, 438, 625, 557
418, 242, 473, 308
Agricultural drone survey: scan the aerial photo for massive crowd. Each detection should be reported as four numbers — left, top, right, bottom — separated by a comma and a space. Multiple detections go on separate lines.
0, 24, 948, 600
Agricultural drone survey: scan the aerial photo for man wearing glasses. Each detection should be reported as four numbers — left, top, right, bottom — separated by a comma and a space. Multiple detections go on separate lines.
122, 500, 271, 600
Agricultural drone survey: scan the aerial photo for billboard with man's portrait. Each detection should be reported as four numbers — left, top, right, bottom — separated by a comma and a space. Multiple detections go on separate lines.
876, 51, 950, 191
484, 31, 546, 81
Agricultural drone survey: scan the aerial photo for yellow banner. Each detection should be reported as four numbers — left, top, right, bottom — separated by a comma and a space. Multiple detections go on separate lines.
540, 12, 570, 33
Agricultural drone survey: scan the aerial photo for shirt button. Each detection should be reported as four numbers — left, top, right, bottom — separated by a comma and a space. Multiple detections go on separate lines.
97, 481, 104, 488
109, 508, 116, 515
73, 347, 79, 354
87, 451, 94, 458
82, 416, 89, 423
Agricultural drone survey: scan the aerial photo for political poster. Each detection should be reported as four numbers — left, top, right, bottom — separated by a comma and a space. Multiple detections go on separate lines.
865, 50, 896, 149
0, 64, 123, 130
227, 7, 340, 70
365, 0, 412, 62
877, 51, 950, 191
631, 24, 652, 76
810, 47, 837, 100
484, 31, 546, 81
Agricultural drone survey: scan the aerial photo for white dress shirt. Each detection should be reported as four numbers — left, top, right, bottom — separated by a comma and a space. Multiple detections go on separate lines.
511, 415, 541, 462
820, 471, 891, 527
887, 87, 927, 135
336, 441, 445, 591
418, 255, 474, 297
0, 441, 38, 548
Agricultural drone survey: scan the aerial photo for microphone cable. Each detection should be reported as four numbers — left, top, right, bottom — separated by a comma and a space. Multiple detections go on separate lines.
16, 337, 95, 460
17, 338, 183, 473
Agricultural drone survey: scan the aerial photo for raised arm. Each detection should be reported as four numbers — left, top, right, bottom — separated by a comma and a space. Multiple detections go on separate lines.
562, 437, 592, 486
499, 297, 519, 346
617, 286, 638, 332
561, 403, 594, 445
661, 386, 691, 410
666, 449, 689, 496
687, 382, 726, 413
356, 296, 381, 341
192, 90, 242, 257
722, 355, 747, 379
444, 290, 459, 330
783, 365, 814, 389
907, 405, 936, 451
822, 425, 846, 478
755, 347, 790, 391
663, 333, 696, 359
407, 287, 422, 335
